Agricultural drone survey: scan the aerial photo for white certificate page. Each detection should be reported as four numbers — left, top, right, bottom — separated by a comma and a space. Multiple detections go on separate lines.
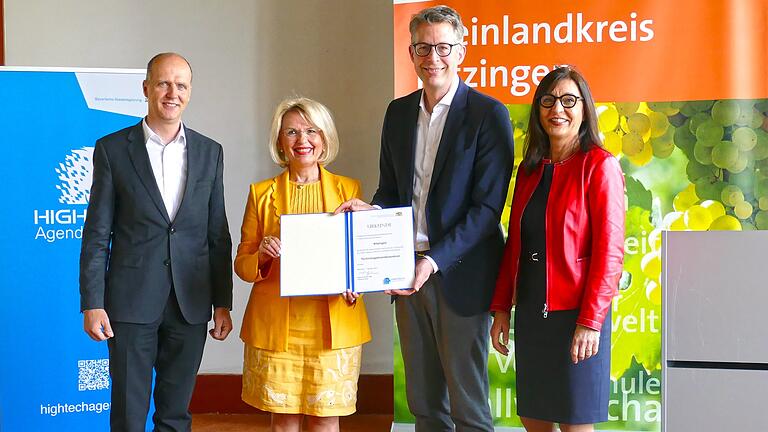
279, 212, 348, 296
349, 207, 415, 292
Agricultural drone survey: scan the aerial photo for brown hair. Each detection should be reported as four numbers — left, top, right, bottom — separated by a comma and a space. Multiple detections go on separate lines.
521, 66, 602, 172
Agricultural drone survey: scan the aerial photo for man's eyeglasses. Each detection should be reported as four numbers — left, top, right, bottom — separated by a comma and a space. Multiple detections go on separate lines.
539, 94, 582, 109
411, 43, 462, 57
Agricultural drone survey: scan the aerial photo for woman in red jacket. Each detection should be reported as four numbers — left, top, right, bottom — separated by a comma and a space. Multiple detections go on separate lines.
490, 66, 625, 432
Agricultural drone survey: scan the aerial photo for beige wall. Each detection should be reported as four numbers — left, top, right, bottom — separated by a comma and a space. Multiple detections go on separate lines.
5, 0, 394, 374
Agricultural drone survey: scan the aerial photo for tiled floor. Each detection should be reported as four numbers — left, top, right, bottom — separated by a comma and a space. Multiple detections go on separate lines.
192, 413, 393, 431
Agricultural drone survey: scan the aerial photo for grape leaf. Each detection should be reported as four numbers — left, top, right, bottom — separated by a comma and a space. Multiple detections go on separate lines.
611, 206, 661, 378
605, 358, 662, 431
626, 176, 653, 210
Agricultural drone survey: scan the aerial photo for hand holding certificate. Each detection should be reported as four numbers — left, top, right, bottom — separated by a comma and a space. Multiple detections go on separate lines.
280, 207, 415, 296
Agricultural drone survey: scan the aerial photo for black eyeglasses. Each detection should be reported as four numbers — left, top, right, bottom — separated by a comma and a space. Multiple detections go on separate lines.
411, 42, 462, 57
539, 94, 582, 109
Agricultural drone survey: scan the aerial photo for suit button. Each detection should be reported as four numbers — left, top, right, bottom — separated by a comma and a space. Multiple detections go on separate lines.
169, 227, 176, 234
163, 259, 170, 266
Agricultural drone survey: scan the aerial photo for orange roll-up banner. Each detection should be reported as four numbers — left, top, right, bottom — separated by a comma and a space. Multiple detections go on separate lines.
394, 1, 768, 102
392, 0, 768, 430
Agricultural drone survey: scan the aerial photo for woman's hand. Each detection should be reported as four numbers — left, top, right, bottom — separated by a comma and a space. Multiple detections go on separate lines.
571, 324, 600, 364
259, 235, 281, 260
341, 290, 360, 305
490, 311, 512, 356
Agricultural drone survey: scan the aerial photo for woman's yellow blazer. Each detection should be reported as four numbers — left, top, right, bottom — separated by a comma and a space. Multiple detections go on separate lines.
235, 167, 372, 351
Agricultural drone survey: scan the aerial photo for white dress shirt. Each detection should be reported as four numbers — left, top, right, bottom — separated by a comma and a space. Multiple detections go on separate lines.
412, 75, 460, 272
142, 119, 187, 221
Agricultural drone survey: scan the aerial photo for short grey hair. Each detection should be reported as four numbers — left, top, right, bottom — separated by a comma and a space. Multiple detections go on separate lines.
409, 5, 464, 44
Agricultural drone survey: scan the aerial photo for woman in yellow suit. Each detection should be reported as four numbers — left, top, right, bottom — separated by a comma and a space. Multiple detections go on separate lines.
235, 97, 371, 432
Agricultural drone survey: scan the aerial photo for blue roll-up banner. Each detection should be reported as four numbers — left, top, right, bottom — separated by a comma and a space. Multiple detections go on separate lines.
0, 68, 146, 431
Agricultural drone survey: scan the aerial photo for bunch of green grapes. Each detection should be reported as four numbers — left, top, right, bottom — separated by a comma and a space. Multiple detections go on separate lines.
624, 207, 663, 307
662, 183, 742, 230
639, 229, 662, 306
504, 99, 768, 232
597, 101, 679, 165
666, 99, 768, 230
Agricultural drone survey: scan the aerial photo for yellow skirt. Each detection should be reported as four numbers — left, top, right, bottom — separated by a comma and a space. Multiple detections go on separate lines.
242, 296, 362, 416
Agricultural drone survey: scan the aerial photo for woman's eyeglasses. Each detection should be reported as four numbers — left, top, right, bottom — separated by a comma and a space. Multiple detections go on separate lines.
539, 94, 582, 109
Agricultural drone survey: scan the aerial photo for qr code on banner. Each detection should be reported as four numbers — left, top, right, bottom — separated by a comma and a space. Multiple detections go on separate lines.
78, 359, 110, 391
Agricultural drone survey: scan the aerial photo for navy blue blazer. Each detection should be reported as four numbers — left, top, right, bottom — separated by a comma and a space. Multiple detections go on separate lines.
372, 81, 514, 316
79, 121, 233, 324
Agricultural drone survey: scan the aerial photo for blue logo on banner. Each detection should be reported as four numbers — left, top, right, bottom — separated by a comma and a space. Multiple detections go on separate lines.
0, 70, 145, 432
56, 147, 94, 205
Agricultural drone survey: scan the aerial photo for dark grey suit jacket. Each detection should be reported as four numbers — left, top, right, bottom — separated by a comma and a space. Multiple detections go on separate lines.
79, 121, 233, 324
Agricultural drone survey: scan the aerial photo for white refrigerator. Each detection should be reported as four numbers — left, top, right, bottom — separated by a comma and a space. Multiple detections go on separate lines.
662, 231, 768, 431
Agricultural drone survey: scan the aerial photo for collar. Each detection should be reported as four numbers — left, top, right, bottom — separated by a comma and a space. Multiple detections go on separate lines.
419, 75, 460, 114
142, 118, 187, 147
272, 165, 345, 220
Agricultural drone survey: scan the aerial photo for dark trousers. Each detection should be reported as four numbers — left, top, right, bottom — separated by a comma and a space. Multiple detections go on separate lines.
396, 274, 495, 432
108, 293, 207, 432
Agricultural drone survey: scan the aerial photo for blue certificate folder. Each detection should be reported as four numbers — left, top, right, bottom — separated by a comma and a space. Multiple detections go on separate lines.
279, 206, 415, 296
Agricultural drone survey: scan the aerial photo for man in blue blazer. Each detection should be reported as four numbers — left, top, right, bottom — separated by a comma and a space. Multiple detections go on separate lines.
79, 53, 233, 431
337, 6, 514, 431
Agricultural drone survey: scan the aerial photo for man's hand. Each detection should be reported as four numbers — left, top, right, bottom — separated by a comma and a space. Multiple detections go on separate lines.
571, 324, 600, 364
83, 308, 113, 341
333, 199, 375, 215
385, 258, 433, 296
209, 307, 233, 341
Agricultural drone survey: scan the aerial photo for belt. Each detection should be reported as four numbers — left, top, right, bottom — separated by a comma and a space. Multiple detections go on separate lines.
526, 251, 542, 262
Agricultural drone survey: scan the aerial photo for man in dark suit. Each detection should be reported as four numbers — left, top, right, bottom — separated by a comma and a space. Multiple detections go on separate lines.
80, 52, 233, 432
336, 6, 513, 431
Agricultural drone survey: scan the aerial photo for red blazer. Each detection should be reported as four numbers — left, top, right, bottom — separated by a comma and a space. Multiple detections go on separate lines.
490, 146, 625, 330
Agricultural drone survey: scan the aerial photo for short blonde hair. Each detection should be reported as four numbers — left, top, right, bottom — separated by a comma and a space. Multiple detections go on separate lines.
268, 97, 340, 168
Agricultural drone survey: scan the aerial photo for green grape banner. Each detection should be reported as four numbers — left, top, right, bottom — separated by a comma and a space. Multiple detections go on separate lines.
393, 0, 768, 430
